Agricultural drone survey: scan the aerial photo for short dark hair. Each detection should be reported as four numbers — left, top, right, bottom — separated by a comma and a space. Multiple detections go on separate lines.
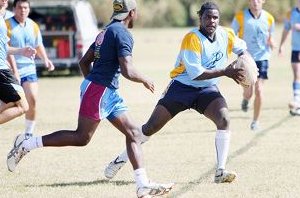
197, 1, 220, 16
13, 0, 30, 8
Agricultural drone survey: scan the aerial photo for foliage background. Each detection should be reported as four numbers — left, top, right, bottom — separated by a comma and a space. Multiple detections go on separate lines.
90, 0, 298, 27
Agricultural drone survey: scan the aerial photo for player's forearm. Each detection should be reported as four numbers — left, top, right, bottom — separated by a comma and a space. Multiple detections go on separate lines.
194, 69, 225, 80
79, 48, 94, 77
79, 59, 92, 78
122, 67, 148, 83
119, 56, 148, 83
279, 30, 289, 48
36, 45, 49, 62
7, 46, 25, 55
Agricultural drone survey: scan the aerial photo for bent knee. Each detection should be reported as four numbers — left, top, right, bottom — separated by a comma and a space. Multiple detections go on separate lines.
74, 132, 93, 146
142, 124, 160, 136
216, 115, 230, 129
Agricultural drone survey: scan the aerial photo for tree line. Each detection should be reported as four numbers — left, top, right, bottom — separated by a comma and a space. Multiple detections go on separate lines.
90, 0, 298, 27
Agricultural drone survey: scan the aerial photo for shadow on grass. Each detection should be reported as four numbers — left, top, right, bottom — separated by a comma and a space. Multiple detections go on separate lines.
172, 115, 292, 197
25, 179, 134, 188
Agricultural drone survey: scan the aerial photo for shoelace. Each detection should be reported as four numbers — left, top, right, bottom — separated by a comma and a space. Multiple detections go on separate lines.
8, 140, 28, 164
138, 183, 171, 197
15, 148, 28, 164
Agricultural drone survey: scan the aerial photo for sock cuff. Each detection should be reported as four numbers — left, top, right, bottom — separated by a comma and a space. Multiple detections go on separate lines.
134, 168, 146, 175
216, 130, 230, 139
25, 119, 36, 125
36, 136, 43, 148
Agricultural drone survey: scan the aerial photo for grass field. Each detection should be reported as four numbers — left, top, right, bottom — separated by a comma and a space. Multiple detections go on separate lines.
1, 27, 300, 198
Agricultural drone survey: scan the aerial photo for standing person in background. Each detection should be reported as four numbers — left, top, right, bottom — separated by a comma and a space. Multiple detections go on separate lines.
6, 0, 174, 197
6, 0, 55, 137
0, 0, 36, 125
278, 0, 300, 116
104, 1, 249, 184
231, 0, 275, 130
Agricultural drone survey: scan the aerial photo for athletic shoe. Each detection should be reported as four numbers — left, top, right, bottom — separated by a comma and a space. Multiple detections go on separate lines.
289, 101, 300, 116
250, 121, 259, 131
25, 133, 33, 139
241, 99, 249, 112
136, 182, 174, 198
214, 169, 237, 183
7, 134, 29, 172
104, 156, 127, 179
290, 108, 300, 116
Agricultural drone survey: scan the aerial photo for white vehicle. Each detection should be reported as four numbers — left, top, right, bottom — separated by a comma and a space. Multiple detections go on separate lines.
29, 0, 99, 74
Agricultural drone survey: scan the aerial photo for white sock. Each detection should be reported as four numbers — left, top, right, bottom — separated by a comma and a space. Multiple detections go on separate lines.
215, 130, 231, 170
25, 119, 36, 135
134, 168, 149, 188
118, 127, 150, 163
23, 136, 43, 151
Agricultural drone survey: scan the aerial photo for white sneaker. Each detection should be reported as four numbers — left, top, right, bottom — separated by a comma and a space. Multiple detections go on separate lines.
104, 156, 127, 179
214, 169, 237, 183
136, 182, 174, 198
250, 121, 259, 131
25, 133, 33, 139
289, 101, 300, 116
7, 134, 29, 172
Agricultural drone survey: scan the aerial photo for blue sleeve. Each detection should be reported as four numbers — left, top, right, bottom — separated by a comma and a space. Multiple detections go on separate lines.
233, 36, 247, 55
115, 30, 133, 58
231, 18, 240, 35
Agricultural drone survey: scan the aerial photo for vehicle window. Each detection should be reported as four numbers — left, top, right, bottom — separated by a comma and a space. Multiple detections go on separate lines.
29, 6, 76, 31
29, 7, 76, 59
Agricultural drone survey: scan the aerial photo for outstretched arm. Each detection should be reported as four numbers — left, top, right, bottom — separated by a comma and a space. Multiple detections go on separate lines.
119, 56, 154, 93
8, 46, 36, 59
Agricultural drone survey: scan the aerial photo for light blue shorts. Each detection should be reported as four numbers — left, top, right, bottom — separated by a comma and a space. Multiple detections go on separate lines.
20, 73, 38, 85
79, 79, 128, 121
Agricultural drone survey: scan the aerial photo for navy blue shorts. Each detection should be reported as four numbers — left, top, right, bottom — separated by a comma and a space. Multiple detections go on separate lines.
256, 60, 269, 80
0, 69, 23, 103
291, 51, 300, 63
157, 80, 224, 117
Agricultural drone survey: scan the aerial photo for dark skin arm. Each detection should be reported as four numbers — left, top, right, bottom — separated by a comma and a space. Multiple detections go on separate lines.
119, 55, 154, 93
79, 48, 94, 78
194, 59, 244, 83
194, 50, 250, 84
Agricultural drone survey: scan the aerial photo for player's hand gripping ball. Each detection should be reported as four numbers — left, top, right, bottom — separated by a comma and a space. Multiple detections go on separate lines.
235, 53, 258, 88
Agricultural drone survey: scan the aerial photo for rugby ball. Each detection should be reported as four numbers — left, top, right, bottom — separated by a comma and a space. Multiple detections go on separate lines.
235, 54, 258, 88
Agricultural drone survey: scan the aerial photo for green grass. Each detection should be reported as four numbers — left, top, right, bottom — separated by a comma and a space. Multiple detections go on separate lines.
1, 27, 300, 197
